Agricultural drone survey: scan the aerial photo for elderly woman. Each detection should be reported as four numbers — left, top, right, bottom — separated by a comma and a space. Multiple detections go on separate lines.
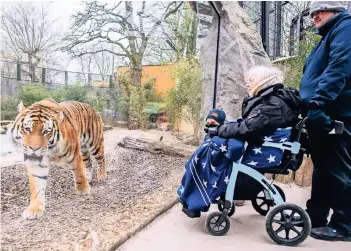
208, 65, 302, 140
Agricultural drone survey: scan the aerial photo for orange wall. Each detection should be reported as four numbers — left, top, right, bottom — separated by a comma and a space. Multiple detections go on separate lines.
117, 65, 176, 96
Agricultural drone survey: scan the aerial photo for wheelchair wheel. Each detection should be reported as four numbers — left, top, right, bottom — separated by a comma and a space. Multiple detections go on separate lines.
217, 196, 235, 217
265, 203, 311, 246
252, 184, 286, 216
206, 212, 230, 236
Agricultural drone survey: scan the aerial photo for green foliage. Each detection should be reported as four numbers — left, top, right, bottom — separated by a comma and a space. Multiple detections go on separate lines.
50, 84, 88, 102
1, 83, 112, 120
0, 95, 20, 120
117, 70, 162, 129
18, 84, 49, 105
276, 31, 321, 89
143, 77, 164, 102
166, 57, 202, 136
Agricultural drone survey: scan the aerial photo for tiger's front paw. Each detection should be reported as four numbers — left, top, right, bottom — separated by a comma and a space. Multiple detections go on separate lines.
22, 206, 45, 220
97, 169, 107, 182
75, 182, 91, 195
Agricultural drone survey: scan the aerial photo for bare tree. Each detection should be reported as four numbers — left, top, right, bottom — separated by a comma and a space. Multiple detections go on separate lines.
1, 2, 58, 82
144, 4, 198, 63
61, 1, 183, 86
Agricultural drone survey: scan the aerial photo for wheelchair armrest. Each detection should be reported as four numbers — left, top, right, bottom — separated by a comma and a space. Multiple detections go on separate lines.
262, 141, 301, 154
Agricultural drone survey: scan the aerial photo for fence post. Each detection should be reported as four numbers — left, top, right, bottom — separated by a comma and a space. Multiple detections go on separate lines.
109, 75, 113, 88
16, 63, 21, 81
88, 73, 92, 85
275, 1, 282, 58
42, 68, 46, 84
260, 1, 270, 56
65, 71, 68, 85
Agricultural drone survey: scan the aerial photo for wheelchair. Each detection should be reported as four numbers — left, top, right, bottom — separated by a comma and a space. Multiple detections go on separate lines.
205, 118, 344, 246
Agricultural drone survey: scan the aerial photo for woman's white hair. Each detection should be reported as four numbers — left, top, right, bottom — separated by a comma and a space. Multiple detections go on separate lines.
245, 65, 285, 96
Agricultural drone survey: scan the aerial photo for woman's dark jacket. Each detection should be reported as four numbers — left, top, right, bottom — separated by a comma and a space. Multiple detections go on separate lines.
217, 84, 302, 141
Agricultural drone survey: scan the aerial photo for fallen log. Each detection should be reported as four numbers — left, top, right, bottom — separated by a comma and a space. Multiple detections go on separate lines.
117, 136, 195, 158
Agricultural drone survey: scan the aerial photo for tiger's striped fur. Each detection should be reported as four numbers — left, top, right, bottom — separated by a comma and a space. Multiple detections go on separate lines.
8, 98, 106, 219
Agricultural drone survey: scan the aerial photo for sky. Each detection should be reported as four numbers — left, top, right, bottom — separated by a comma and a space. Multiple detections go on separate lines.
0, 0, 178, 73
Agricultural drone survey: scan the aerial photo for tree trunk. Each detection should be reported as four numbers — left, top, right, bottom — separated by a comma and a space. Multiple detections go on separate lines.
118, 136, 195, 157
128, 62, 144, 130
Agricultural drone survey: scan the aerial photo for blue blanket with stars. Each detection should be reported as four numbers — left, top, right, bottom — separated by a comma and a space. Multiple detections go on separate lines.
177, 127, 291, 212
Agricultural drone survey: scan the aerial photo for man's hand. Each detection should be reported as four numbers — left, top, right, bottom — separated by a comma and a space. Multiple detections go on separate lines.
307, 109, 333, 132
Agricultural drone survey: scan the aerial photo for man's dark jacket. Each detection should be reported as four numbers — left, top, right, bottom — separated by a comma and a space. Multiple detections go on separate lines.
217, 84, 302, 140
300, 11, 351, 118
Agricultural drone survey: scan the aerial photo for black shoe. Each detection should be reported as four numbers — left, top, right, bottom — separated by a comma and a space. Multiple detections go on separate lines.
182, 207, 201, 218
292, 215, 326, 229
310, 226, 351, 242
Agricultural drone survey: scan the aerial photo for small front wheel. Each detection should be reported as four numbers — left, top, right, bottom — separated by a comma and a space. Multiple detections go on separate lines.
206, 212, 230, 236
265, 203, 311, 246
218, 202, 235, 217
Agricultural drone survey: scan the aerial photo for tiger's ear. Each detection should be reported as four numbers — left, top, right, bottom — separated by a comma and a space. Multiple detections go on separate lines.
17, 101, 26, 112
56, 110, 64, 122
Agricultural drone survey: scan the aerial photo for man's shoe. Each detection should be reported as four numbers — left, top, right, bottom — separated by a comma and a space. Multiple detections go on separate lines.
310, 226, 351, 242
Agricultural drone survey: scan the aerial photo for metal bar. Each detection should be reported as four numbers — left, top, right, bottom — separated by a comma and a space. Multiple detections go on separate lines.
65, 71, 68, 85
260, 1, 270, 55
42, 68, 46, 84
276, 1, 282, 58
209, 1, 221, 109
348, 2, 351, 13
16, 63, 21, 81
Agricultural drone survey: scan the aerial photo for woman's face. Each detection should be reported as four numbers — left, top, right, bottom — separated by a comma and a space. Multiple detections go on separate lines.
246, 80, 255, 95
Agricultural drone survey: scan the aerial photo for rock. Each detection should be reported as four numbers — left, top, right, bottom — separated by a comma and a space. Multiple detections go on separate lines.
199, 2, 271, 139
103, 124, 113, 131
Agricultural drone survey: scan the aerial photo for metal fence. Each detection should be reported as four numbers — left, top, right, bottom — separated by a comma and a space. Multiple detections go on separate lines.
239, 1, 312, 59
0, 60, 112, 86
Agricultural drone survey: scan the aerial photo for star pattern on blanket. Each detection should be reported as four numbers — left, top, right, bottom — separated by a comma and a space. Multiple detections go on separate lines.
203, 180, 207, 188
210, 164, 216, 173
180, 186, 184, 194
267, 154, 276, 163
219, 144, 227, 152
247, 160, 258, 166
202, 162, 206, 169
194, 155, 199, 164
253, 147, 262, 154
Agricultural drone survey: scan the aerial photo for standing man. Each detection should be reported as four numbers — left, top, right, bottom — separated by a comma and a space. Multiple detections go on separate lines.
300, 1, 351, 241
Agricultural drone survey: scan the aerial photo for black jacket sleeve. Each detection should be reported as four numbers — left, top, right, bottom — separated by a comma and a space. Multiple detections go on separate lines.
217, 98, 284, 139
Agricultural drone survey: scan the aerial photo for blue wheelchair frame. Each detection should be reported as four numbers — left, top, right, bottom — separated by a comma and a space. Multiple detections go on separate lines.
224, 140, 302, 210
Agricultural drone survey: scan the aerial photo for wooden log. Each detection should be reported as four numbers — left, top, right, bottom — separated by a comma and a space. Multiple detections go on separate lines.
117, 136, 195, 158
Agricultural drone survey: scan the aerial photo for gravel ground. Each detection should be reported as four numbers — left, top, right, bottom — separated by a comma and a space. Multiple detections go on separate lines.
1, 129, 190, 251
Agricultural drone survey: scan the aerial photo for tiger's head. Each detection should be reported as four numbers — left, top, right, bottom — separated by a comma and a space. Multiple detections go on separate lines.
8, 99, 64, 161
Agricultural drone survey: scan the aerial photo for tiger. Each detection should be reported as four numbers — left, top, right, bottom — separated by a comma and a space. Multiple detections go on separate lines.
7, 98, 106, 219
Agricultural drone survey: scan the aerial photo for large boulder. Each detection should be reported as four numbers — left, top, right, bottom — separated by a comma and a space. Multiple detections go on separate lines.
199, 2, 271, 139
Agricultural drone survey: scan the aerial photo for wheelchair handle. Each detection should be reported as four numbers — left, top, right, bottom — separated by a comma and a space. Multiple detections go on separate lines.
330, 120, 344, 135
297, 117, 344, 135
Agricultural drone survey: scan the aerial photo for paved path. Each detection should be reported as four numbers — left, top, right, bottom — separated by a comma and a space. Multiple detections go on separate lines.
117, 184, 350, 251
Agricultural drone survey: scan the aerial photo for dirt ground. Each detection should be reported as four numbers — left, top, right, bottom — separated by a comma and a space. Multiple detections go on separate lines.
0, 128, 193, 250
